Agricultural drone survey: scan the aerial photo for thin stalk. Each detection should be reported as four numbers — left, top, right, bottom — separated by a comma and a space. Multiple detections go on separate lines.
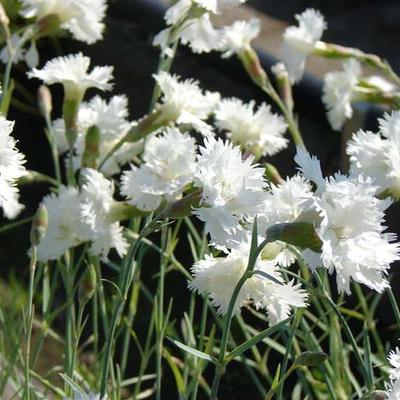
387, 287, 400, 331
44, 114, 61, 184
155, 223, 168, 400
23, 246, 37, 400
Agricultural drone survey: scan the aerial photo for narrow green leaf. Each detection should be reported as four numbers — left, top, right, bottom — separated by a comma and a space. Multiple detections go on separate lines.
163, 348, 185, 394
226, 316, 292, 362
167, 337, 217, 364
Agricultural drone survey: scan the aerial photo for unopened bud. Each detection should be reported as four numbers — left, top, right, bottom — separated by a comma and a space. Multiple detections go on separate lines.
82, 126, 100, 169
239, 47, 269, 88
37, 85, 52, 118
30, 204, 48, 246
264, 163, 283, 185
109, 202, 149, 221
63, 98, 80, 147
261, 241, 286, 261
294, 351, 328, 367
168, 190, 202, 219
35, 13, 61, 38
271, 62, 294, 112
266, 222, 323, 252
0, 3, 10, 28
78, 264, 97, 305
362, 391, 387, 400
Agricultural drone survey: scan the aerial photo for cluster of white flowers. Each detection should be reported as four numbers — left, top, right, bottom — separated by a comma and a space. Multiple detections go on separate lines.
295, 148, 400, 294
20, 0, 107, 44
0, 117, 26, 219
37, 168, 127, 261
347, 111, 400, 198
121, 127, 197, 211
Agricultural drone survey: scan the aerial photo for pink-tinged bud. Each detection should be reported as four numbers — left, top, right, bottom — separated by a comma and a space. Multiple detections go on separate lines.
264, 163, 283, 185
238, 47, 268, 88
30, 204, 48, 246
35, 13, 61, 38
78, 264, 97, 305
266, 222, 322, 252
82, 125, 100, 169
37, 85, 52, 118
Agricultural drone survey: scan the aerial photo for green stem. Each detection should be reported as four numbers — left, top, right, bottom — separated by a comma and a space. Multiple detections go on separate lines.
24, 246, 37, 400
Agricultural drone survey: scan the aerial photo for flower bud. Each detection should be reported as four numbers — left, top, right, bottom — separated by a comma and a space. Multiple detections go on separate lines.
261, 241, 286, 261
294, 351, 328, 367
266, 222, 323, 252
264, 163, 283, 185
30, 204, 48, 246
0, 3, 9, 29
168, 190, 202, 219
37, 85, 52, 119
238, 47, 269, 88
271, 62, 294, 112
63, 98, 80, 147
82, 125, 100, 169
35, 13, 61, 39
78, 264, 97, 305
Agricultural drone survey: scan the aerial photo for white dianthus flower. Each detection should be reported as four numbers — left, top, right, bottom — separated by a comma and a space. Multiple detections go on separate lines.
80, 169, 128, 258
37, 186, 88, 261
389, 348, 400, 381
154, 72, 220, 136
322, 59, 361, 131
214, 98, 287, 155
295, 147, 400, 294
282, 8, 326, 83
218, 18, 260, 58
258, 175, 314, 267
28, 53, 113, 100
193, 137, 267, 247
189, 246, 307, 324
52, 95, 141, 175
154, 0, 246, 55
20, 0, 107, 44
0, 117, 26, 219
347, 112, 400, 198
121, 127, 197, 211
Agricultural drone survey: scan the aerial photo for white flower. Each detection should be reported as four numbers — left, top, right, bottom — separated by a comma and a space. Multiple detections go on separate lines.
80, 169, 128, 258
52, 95, 141, 175
295, 147, 400, 294
322, 59, 361, 131
218, 18, 260, 58
258, 175, 314, 266
193, 137, 266, 246
282, 8, 326, 83
0, 117, 26, 219
347, 112, 400, 198
28, 53, 113, 100
387, 379, 400, 400
189, 246, 307, 324
37, 186, 88, 261
20, 0, 107, 44
154, 72, 220, 136
214, 98, 287, 155
389, 348, 400, 381
121, 127, 197, 211
195, 0, 246, 14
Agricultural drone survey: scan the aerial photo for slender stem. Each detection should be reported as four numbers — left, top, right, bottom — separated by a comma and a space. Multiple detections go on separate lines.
387, 286, 400, 331
156, 223, 168, 400
44, 114, 61, 184
24, 246, 37, 400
